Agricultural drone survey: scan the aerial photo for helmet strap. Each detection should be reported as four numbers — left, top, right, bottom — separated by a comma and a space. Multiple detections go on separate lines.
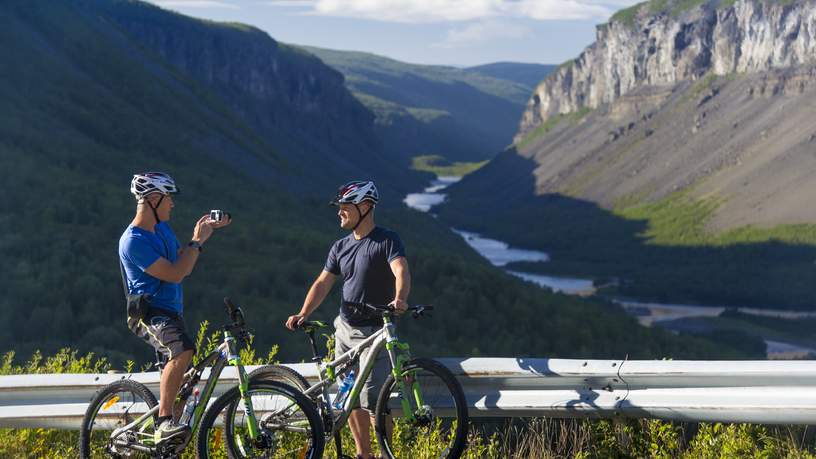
352, 203, 372, 232
146, 194, 165, 225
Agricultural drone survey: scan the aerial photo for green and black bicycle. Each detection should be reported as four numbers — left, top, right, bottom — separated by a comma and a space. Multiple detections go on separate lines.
79, 298, 324, 459
237, 302, 469, 459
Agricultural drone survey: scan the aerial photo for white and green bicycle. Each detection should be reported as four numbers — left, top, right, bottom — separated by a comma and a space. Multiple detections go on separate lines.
236, 302, 469, 459
79, 298, 324, 459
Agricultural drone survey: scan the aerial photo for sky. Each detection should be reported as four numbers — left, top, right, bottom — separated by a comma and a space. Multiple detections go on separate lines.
143, 0, 642, 67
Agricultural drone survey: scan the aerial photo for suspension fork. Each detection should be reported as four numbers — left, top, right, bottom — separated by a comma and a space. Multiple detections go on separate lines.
382, 316, 423, 421
226, 332, 260, 440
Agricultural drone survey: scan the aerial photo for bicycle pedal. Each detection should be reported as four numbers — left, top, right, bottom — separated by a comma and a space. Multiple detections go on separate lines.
157, 440, 186, 457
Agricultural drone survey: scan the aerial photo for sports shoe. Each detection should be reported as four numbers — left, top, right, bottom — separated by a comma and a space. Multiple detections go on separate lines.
154, 419, 190, 444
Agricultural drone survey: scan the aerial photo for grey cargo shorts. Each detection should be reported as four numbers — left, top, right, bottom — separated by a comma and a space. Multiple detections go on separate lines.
333, 315, 390, 413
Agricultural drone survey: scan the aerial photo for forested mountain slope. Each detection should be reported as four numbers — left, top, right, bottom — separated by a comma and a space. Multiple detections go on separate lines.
466, 62, 557, 89
0, 0, 757, 367
303, 47, 554, 163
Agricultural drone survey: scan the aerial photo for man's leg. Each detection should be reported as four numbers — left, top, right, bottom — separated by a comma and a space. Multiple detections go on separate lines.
359, 341, 391, 458
158, 349, 193, 418
134, 312, 196, 442
348, 408, 373, 458
335, 317, 374, 458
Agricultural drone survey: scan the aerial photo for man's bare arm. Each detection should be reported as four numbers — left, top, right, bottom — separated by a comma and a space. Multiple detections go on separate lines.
389, 256, 411, 313
145, 214, 232, 283
286, 270, 337, 329
145, 252, 199, 283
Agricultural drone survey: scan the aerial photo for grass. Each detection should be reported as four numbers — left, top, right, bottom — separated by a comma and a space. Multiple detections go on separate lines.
616, 190, 722, 246
609, 0, 715, 27
610, 0, 804, 29
557, 58, 576, 71
671, 0, 706, 15
3, 348, 816, 458
406, 106, 451, 123
411, 155, 488, 177
516, 107, 592, 150
610, 1, 646, 26
618, 190, 816, 248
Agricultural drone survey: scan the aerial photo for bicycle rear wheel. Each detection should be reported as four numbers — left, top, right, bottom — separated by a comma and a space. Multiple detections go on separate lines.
374, 358, 468, 459
196, 380, 324, 459
79, 379, 158, 458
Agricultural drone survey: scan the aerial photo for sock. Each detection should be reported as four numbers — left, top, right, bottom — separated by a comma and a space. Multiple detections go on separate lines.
157, 415, 172, 426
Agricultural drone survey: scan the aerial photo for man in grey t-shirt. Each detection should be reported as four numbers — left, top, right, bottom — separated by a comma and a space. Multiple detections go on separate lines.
286, 180, 410, 459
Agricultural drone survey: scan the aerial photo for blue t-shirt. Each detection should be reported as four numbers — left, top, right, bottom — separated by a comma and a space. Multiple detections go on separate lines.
325, 226, 406, 326
118, 222, 183, 315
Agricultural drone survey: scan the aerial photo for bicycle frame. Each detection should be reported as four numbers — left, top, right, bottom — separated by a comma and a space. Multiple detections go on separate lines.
108, 327, 259, 454
291, 314, 424, 437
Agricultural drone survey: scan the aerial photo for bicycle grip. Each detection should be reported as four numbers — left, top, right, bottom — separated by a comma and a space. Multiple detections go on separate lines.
224, 297, 236, 317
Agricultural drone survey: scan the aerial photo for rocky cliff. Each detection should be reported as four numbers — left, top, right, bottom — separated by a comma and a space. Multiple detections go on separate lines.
80, 0, 421, 195
437, 0, 816, 310
469, 0, 816, 230
519, 0, 816, 139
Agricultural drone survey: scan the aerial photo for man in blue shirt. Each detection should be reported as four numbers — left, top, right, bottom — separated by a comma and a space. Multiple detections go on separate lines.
286, 180, 410, 459
119, 172, 231, 443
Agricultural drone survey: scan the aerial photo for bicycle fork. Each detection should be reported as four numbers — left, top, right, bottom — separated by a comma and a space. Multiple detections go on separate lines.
383, 319, 426, 422
226, 333, 261, 441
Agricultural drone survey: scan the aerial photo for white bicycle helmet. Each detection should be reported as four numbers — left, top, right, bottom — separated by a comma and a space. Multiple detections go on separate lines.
331, 180, 379, 206
130, 172, 179, 201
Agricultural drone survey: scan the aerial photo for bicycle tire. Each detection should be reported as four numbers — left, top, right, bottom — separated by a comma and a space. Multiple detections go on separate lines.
195, 380, 324, 459
247, 364, 310, 391
79, 378, 159, 458
374, 358, 468, 459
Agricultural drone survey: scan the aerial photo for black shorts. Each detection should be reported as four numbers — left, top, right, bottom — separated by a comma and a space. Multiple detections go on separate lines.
128, 309, 195, 362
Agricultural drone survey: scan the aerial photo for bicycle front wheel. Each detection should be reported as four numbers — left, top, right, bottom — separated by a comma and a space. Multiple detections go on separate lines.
374, 358, 468, 459
196, 380, 324, 459
79, 379, 158, 458
247, 364, 310, 391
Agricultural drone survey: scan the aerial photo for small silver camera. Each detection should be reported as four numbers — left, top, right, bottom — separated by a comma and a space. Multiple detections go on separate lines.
209, 209, 230, 223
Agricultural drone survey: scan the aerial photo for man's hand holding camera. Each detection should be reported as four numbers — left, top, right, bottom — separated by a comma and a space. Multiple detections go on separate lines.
191, 210, 232, 248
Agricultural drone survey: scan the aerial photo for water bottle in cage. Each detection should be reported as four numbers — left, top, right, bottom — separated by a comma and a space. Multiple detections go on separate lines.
333, 370, 355, 410
179, 387, 199, 426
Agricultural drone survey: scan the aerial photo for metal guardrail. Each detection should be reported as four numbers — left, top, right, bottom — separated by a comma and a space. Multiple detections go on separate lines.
1, 358, 815, 429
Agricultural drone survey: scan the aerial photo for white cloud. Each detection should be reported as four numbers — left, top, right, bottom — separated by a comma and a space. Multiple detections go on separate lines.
301, 0, 619, 23
514, 0, 611, 20
434, 20, 531, 48
262, 0, 315, 6
312, 0, 500, 22
152, 0, 240, 9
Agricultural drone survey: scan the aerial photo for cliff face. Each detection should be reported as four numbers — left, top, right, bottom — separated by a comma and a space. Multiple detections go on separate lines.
519, 0, 816, 140
442, 0, 816, 236
81, 0, 421, 194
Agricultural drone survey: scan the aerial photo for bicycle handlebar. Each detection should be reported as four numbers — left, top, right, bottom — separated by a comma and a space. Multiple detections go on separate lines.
224, 297, 236, 316
349, 302, 434, 318
223, 297, 250, 342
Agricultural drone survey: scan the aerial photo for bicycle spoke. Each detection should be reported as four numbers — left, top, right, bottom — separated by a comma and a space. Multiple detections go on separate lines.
81, 380, 157, 458
376, 359, 468, 459
205, 386, 319, 458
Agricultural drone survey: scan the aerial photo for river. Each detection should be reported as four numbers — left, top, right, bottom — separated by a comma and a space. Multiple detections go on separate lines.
404, 176, 816, 359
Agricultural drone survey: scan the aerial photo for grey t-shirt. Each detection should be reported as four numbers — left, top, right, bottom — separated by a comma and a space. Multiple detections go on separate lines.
324, 226, 406, 326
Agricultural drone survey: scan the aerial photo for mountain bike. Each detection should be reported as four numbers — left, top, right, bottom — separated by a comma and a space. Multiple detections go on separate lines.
237, 302, 469, 459
79, 298, 324, 459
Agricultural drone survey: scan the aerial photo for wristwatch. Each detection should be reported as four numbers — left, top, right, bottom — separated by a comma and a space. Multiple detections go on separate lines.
187, 241, 203, 252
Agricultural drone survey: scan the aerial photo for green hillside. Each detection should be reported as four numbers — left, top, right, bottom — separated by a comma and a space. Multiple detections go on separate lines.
0, 0, 760, 369
302, 46, 553, 163
466, 62, 557, 89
